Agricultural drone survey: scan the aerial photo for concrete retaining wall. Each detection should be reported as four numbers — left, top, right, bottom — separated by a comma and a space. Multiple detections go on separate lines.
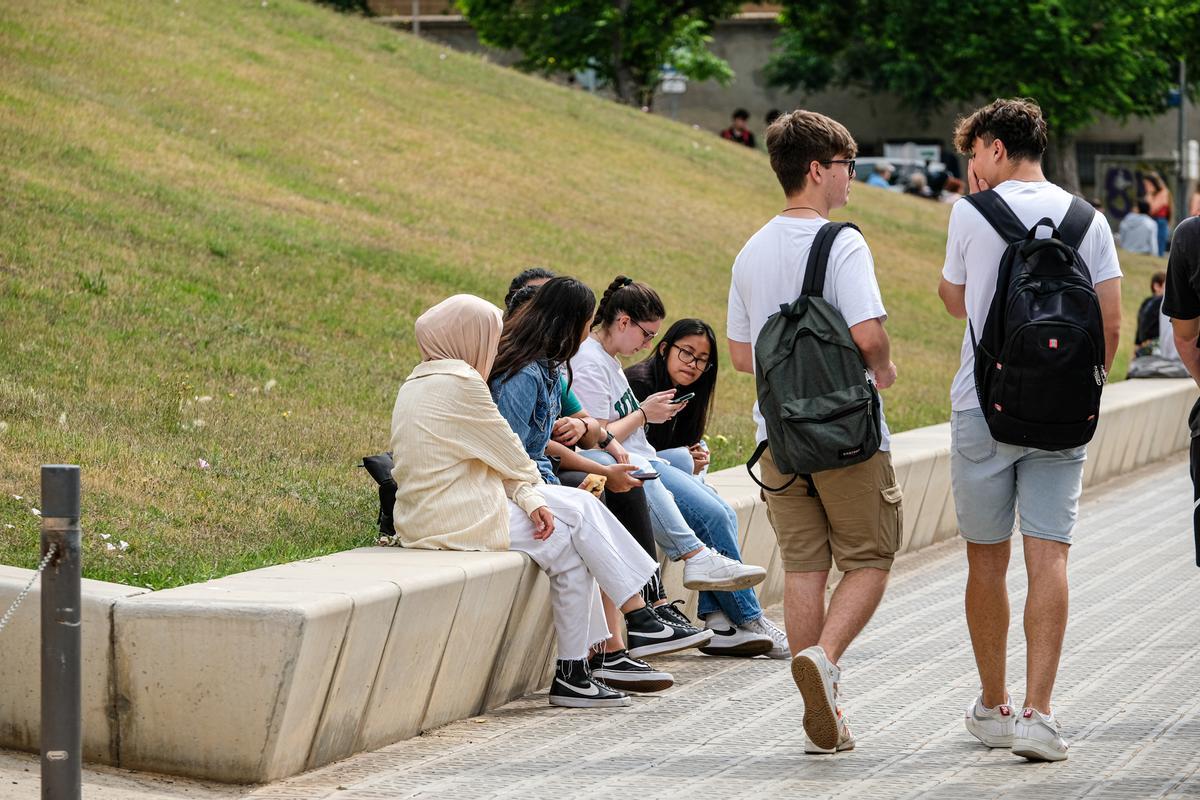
0, 378, 1193, 782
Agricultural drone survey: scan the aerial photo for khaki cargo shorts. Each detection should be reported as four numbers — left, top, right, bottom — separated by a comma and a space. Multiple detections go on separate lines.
759, 446, 903, 573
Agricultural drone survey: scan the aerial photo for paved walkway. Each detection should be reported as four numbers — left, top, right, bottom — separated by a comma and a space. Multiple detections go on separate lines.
3, 454, 1198, 799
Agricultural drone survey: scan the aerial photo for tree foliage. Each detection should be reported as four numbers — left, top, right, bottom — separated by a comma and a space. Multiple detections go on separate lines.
458, 0, 739, 107
767, 0, 1200, 190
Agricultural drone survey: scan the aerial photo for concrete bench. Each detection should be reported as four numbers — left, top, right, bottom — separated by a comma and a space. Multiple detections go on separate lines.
0, 378, 1193, 783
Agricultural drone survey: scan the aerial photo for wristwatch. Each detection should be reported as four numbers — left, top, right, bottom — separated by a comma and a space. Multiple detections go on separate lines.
598, 428, 615, 449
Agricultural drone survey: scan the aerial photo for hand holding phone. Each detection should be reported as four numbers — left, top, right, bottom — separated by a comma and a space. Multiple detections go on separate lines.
630, 469, 660, 481
669, 392, 696, 405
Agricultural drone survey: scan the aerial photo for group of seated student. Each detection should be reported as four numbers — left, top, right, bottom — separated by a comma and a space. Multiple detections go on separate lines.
387, 271, 786, 711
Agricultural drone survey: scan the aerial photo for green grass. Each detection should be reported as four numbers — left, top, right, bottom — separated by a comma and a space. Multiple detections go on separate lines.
0, 0, 1165, 588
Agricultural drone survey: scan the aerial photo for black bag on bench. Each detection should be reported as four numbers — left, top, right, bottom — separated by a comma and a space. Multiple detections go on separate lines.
361, 453, 396, 536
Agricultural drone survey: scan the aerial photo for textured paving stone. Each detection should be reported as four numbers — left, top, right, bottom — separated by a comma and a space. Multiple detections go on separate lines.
2, 454, 1197, 799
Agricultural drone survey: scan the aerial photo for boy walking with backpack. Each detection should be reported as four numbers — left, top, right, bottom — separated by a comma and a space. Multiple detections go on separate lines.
727, 110, 901, 754
938, 99, 1122, 762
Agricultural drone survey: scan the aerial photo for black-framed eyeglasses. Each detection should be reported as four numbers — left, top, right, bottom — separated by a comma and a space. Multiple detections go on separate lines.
821, 159, 856, 178
632, 319, 657, 343
671, 343, 713, 371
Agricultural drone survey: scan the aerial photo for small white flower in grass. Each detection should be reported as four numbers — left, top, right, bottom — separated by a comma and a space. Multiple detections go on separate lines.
100, 533, 110, 540
264, 379, 277, 394
118, 541, 129, 551
12, 495, 22, 501
198, 395, 212, 403
31, 508, 41, 517
105, 542, 115, 552
3, 524, 14, 530
198, 458, 210, 469
0, 421, 8, 433
192, 418, 206, 429
439, 53, 447, 60
58, 412, 67, 426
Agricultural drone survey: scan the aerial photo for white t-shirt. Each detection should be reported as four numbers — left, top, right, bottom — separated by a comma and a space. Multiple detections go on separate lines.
727, 215, 892, 449
569, 335, 658, 466
942, 180, 1123, 411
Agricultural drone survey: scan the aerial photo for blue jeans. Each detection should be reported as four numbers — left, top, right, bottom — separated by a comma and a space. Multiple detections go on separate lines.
578, 451, 705, 560
656, 446, 695, 476
654, 459, 763, 626
1157, 217, 1169, 257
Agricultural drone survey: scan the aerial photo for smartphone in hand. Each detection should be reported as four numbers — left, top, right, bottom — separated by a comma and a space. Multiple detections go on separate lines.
669, 392, 695, 405
630, 470, 660, 480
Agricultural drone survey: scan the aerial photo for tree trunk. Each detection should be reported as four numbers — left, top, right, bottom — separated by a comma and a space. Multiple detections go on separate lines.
1049, 131, 1081, 195
609, 0, 638, 106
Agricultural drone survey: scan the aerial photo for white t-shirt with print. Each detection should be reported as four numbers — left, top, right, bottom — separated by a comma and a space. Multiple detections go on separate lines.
569, 335, 658, 465
727, 215, 892, 449
941, 180, 1123, 411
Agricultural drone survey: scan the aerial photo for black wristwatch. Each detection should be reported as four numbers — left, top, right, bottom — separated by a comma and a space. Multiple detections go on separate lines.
598, 429, 615, 449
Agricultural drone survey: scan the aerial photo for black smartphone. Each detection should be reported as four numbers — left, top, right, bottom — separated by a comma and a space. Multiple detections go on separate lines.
669, 392, 696, 405
630, 470, 661, 480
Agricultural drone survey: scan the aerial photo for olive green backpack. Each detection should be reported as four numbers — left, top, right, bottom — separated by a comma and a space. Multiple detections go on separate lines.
746, 221, 881, 491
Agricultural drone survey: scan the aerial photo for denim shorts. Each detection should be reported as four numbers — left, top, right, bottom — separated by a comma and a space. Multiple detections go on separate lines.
950, 408, 1086, 545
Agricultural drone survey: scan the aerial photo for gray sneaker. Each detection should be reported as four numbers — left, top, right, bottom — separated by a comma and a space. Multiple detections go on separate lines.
682, 548, 766, 592
741, 616, 790, 659
1013, 707, 1068, 762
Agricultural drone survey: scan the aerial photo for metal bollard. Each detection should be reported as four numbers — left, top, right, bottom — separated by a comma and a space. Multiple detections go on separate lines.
40, 465, 81, 800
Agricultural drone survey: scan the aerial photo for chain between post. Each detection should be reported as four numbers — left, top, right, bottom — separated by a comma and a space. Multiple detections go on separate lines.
0, 543, 58, 636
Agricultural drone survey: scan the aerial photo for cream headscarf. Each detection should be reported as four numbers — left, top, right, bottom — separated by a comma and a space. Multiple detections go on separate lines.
414, 294, 504, 378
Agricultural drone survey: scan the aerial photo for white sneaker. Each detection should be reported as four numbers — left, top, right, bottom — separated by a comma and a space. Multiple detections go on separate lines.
682, 548, 766, 592
1013, 707, 1068, 762
965, 693, 1015, 748
804, 707, 855, 754
791, 645, 841, 751
741, 616, 790, 659
698, 611, 772, 657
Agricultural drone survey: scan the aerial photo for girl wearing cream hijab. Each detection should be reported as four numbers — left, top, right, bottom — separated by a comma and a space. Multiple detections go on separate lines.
389, 294, 669, 708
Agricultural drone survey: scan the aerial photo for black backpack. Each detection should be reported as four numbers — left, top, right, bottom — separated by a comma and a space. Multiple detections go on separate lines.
361, 453, 396, 536
747, 221, 882, 491
965, 190, 1106, 451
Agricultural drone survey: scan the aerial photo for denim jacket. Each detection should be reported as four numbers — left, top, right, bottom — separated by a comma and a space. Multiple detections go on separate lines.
489, 360, 562, 485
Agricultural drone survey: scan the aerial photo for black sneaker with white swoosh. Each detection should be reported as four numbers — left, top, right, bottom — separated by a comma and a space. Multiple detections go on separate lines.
588, 649, 674, 693
624, 605, 714, 659
548, 658, 630, 708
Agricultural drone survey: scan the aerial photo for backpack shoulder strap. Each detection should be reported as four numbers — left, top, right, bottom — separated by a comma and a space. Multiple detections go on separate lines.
964, 190, 1028, 244
1058, 196, 1095, 250
801, 221, 862, 298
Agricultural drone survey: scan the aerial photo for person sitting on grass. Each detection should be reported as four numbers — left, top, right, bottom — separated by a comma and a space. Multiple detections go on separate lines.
491, 277, 712, 689
570, 276, 784, 659
390, 294, 678, 708
625, 316, 791, 659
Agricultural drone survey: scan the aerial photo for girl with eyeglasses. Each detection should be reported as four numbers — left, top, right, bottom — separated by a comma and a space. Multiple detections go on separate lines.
571, 276, 787, 659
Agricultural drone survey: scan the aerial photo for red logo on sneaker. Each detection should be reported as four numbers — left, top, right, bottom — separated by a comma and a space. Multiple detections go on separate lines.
1023, 709, 1034, 719
1049, 338, 1059, 349
1000, 705, 1012, 716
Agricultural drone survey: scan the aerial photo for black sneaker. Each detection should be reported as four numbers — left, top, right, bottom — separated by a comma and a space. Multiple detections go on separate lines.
549, 659, 630, 708
625, 605, 714, 659
654, 599, 700, 632
588, 649, 674, 693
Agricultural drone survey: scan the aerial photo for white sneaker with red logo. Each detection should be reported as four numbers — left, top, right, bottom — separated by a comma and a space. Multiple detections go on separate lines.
965, 693, 1015, 748
804, 707, 856, 754
1013, 706, 1069, 762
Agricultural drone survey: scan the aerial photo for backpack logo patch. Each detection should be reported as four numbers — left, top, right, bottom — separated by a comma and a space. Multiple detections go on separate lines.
1049, 338, 1059, 349
838, 445, 864, 460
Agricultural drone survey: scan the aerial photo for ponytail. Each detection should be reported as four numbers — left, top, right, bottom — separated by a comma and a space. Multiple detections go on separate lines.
593, 275, 666, 329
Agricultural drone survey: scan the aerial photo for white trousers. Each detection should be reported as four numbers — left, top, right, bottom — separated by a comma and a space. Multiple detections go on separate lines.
507, 485, 658, 661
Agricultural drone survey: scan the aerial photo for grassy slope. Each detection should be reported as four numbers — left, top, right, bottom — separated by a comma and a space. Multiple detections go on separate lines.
0, 0, 1164, 587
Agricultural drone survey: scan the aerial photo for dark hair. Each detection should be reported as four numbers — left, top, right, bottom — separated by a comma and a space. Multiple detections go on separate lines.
953, 98, 1048, 161
490, 276, 595, 385
1137, 199, 1152, 215
1151, 271, 1167, 289
625, 319, 719, 449
765, 108, 782, 126
503, 267, 556, 308
733, 108, 750, 121
1144, 173, 1165, 192
503, 284, 539, 319
765, 109, 858, 195
593, 275, 666, 329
